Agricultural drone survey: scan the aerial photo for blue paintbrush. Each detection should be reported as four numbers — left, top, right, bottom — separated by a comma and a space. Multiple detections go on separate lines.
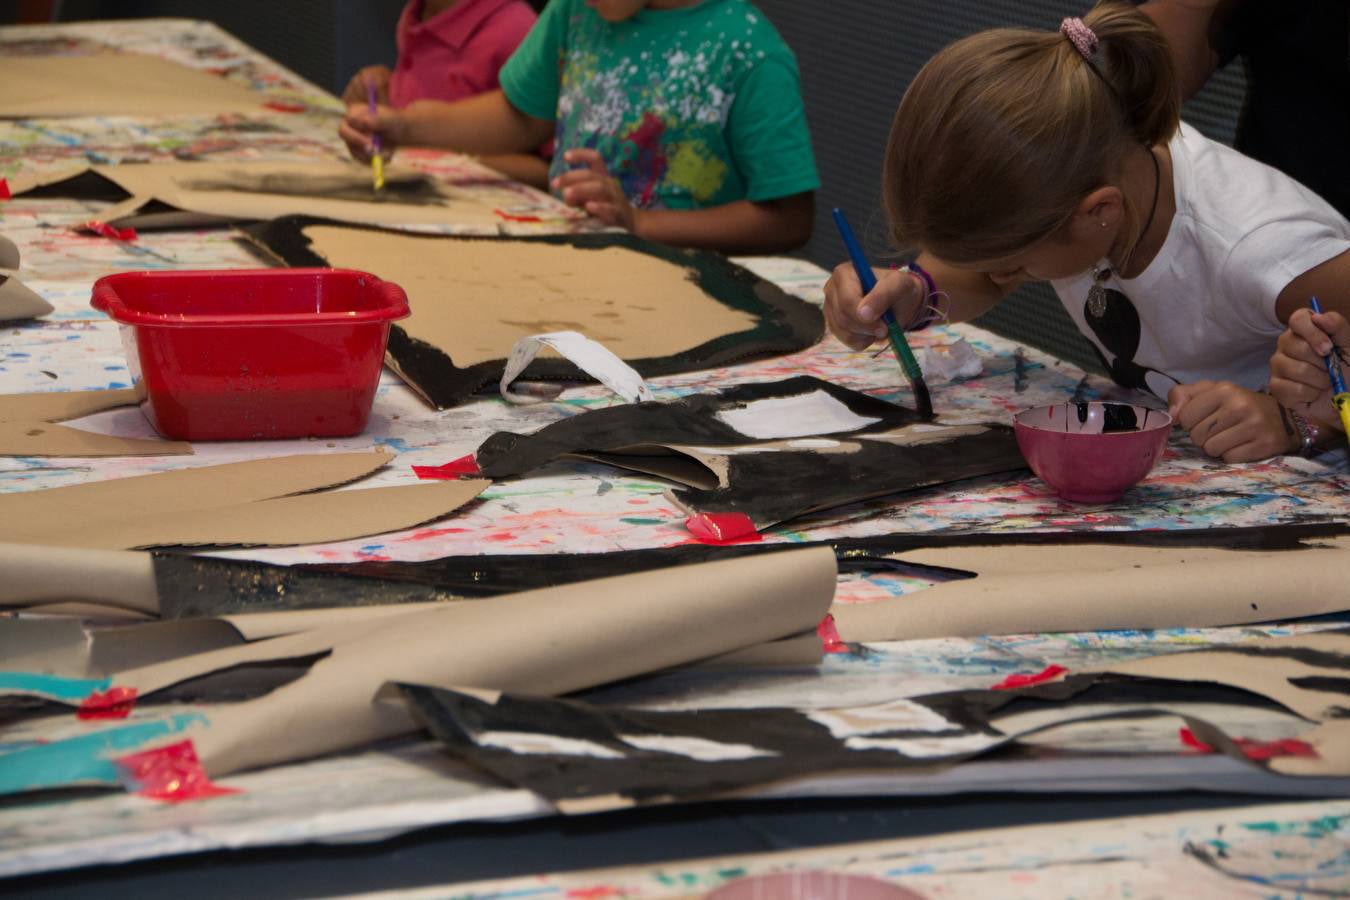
832, 208, 933, 417
1309, 297, 1350, 443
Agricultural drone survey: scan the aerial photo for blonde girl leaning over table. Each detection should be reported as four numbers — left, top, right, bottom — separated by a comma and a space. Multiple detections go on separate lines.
823, 0, 1350, 462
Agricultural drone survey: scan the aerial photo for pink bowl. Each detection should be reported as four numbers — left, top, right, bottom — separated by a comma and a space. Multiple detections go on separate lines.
1014, 401, 1172, 503
707, 871, 924, 900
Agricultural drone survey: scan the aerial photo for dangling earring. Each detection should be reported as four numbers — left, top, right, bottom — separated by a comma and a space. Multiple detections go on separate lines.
1086, 265, 1111, 318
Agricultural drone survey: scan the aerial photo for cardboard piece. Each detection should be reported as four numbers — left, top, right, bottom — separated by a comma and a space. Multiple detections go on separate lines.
244, 218, 826, 408
0, 52, 266, 118
0, 548, 837, 793
0, 603, 450, 679
13, 160, 519, 230
0, 420, 191, 457
0, 387, 139, 424
0, 386, 183, 458
1099, 629, 1350, 777
401, 627, 1350, 808
0, 234, 53, 322
0, 450, 487, 549
397, 678, 1276, 812
829, 535, 1350, 642
302, 523, 1347, 601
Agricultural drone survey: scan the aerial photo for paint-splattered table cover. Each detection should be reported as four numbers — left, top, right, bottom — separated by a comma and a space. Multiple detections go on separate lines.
3, 17, 1350, 882
344, 800, 1350, 899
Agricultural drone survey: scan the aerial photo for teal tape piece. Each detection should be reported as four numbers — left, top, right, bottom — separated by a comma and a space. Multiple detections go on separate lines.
0, 672, 112, 703
0, 712, 206, 795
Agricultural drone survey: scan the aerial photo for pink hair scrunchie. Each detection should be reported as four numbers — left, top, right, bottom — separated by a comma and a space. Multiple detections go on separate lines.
1060, 17, 1098, 58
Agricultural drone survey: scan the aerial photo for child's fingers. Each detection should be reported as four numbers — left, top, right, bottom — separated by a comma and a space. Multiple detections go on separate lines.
1312, 310, 1350, 351
562, 148, 608, 174
1271, 336, 1331, 396
1167, 380, 1220, 428
560, 180, 614, 208
1288, 308, 1334, 357
337, 120, 373, 163
550, 167, 603, 192
857, 268, 924, 324
583, 200, 626, 226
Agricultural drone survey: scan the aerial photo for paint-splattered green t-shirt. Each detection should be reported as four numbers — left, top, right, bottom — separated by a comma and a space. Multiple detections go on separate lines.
499, 0, 819, 210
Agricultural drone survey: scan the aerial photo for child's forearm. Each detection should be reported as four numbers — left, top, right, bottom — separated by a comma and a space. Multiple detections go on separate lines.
633, 195, 812, 254
397, 92, 553, 156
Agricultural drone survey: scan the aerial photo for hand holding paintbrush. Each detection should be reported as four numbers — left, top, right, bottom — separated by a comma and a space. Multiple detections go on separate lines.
1270, 296, 1350, 447
832, 208, 934, 417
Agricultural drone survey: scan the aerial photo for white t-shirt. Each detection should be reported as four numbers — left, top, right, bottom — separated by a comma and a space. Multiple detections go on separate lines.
1050, 121, 1350, 399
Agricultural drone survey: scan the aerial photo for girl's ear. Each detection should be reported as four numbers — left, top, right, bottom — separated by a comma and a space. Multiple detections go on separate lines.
1066, 186, 1125, 243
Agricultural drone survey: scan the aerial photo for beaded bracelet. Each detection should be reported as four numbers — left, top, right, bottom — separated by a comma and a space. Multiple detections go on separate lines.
1286, 407, 1318, 457
899, 261, 943, 332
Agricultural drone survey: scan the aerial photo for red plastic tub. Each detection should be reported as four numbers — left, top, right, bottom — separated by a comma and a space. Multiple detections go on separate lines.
91, 268, 409, 441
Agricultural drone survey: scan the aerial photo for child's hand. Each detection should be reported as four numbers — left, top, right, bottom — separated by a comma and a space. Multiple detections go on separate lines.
551, 149, 638, 231
1167, 381, 1294, 461
823, 263, 926, 350
339, 103, 403, 164
1269, 307, 1350, 430
341, 65, 392, 107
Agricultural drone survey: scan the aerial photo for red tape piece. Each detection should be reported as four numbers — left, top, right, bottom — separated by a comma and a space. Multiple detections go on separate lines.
684, 512, 762, 545
262, 100, 307, 113
494, 208, 544, 223
77, 686, 138, 720
81, 220, 137, 241
115, 740, 241, 803
817, 614, 849, 654
0, 178, 10, 200
990, 664, 1068, 691
412, 454, 481, 480
1178, 727, 1318, 761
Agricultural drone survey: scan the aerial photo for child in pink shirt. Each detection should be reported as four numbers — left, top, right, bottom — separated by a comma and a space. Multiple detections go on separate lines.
342, 0, 548, 186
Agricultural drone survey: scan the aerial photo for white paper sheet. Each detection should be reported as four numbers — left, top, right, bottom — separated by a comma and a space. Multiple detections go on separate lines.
500, 331, 654, 405
714, 390, 881, 440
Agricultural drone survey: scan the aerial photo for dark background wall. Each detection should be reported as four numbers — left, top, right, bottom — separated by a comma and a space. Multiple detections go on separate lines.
12, 1, 1248, 369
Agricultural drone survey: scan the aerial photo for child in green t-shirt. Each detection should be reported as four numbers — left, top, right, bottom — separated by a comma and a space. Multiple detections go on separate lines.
340, 0, 819, 253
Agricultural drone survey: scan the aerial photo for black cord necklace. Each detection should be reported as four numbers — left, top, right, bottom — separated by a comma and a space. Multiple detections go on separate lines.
1087, 147, 1161, 319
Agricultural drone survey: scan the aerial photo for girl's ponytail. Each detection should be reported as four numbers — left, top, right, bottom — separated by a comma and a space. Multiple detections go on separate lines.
1084, 1, 1180, 146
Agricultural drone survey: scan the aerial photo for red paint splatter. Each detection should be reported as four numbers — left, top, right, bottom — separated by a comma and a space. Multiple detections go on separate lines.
262, 100, 307, 113
1178, 728, 1317, 761
566, 888, 623, 899
990, 664, 1068, 691
817, 615, 849, 654
494, 209, 543, 223
115, 740, 240, 803
77, 686, 137, 720
80, 221, 137, 241
486, 531, 517, 542
412, 454, 481, 479
407, 526, 470, 541
0, 178, 10, 200
684, 512, 761, 545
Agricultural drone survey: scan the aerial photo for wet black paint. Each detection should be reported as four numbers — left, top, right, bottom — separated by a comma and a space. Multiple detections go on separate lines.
145, 522, 1350, 619
477, 376, 924, 478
